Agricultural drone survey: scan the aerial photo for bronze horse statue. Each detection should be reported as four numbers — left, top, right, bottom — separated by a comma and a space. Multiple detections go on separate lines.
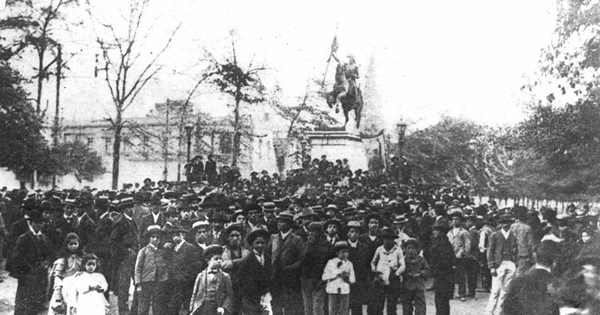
326, 63, 363, 129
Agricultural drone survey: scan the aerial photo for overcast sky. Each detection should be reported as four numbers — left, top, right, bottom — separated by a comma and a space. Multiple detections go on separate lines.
12, 0, 557, 132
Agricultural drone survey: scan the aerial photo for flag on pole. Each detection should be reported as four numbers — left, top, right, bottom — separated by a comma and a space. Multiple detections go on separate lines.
331, 36, 338, 54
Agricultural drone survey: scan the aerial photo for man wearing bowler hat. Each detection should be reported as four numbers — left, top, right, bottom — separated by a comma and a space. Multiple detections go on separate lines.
267, 211, 304, 315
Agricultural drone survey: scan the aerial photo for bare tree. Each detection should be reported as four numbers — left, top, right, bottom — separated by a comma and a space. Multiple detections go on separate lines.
88, 0, 180, 189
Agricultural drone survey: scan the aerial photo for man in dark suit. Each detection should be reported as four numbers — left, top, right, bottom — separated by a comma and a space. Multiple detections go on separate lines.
207, 212, 228, 246
138, 192, 166, 246
267, 211, 304, 315
346, 221, 370, 315
239, 229, 272, 315
73, 201, 97, 250
8, 210, 52, 315
110, 198, 139, 315
205, 154, 218, 185
90, 197, 115, 299
166, 227, 204, 315
358, 213, 383, 315
503, 240, 560, 315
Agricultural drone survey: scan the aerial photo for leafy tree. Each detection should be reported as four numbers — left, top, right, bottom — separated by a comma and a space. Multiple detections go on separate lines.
270, 82, 338, 138
205, 32, 266, 166
0, 61, 48, 185
403, 117, 510, 195
50, 140, 106, 183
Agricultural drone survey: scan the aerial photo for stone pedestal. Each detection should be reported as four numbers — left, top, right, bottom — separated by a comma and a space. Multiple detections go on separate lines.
306, 127, 370, 171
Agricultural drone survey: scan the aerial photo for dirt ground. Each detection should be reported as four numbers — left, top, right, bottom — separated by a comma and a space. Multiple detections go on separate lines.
0, 261, 489, 315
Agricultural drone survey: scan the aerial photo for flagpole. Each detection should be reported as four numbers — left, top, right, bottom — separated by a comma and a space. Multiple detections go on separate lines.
321, 24, 339, 90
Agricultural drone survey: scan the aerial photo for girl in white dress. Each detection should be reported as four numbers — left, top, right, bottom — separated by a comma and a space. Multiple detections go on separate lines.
70, 253, 108, 315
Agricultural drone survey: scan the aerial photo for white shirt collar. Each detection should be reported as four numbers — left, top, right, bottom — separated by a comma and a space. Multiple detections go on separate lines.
28, 221, 42, 236
500, 228, 510, 239
152, 212, 160, 222
280, 230, 291, 239
348, 240, 358, 247
174, 240, 184, 252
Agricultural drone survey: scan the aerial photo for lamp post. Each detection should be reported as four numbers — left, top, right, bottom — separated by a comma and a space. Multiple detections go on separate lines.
396, 122, 407, 184
185, 124, 194, 163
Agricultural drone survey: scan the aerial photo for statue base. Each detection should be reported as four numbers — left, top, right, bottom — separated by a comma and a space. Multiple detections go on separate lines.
306, 125, 370, 172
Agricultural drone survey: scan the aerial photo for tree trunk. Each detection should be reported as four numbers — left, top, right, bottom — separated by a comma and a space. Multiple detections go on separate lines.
232, 96, 241, 166
36, 49, 44, 115
112, 110, 122, 190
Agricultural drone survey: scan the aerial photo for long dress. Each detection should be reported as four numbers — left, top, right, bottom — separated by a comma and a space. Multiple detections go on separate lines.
71, 272, 108, 315
49, 254, 83, 315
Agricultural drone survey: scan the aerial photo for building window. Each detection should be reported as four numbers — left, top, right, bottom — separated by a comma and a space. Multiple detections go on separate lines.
104, 137, 112, 153
219, 132, 232, 154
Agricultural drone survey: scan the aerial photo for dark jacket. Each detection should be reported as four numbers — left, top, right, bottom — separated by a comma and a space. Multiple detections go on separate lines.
109, 215, 139, 262
348, 240, 370, 303
267, 232, 304, 290
429, 235, 456, 297
503, 268, 559, 315
359, 233, 383, 262
138, 212, 166, 246
487, 230, 518, 269
189, 269, 233, 314
73, 212, 96, 250
169, 241, 204, 282
8, 230, 52, 278
239, 252, 272, 305
299, 236, 334, 280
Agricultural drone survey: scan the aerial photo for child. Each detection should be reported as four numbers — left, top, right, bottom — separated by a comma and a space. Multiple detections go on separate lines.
49, 233, 84, 315
371, 227, 405, 315
189, 244, 233, 315
239, 229, 272, 315
134, 225, 169, 315
71, 253, 108, 315
322, 241, 355, 315
401, 238, 429, 315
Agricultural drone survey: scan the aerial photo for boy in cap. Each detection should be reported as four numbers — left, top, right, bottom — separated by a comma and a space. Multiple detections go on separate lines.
401, 238, 429, 315
134, 225, 169, 315
371, 227, 405, 315
189, 245, 233, 315
166, 226, 203, 315
322, 241, 355, 315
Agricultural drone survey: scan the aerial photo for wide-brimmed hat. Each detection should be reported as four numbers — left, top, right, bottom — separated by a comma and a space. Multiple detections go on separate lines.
209, 212, 229, 223
404, 237, 421, 249
224, 223, 244, 236
393, 214, 408, 224
323, 218, 342, 233
276, 211, 294, 222
344, 220, 364, 234
307, 221, 324, 232
380, 227, 398, 239
262, 202, 275, 212
299, 207, 317, 219
431, 219, 450, 231
334, 240, 350, 252
364, 212, 383, 225
204, 244, 224, 260
144, 225, 164, 238
191, 220, 210, 231
247, 229, 271, 245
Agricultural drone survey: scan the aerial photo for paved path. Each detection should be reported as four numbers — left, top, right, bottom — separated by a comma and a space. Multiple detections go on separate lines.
0, 264, 489, 315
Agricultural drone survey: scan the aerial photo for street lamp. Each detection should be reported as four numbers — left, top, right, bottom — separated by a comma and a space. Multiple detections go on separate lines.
184, 123, 194, 163
396, 122, 407, 156
396, 122, 407, 184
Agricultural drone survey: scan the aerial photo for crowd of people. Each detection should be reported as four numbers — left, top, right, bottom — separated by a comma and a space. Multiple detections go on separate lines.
1, 154, 600, 315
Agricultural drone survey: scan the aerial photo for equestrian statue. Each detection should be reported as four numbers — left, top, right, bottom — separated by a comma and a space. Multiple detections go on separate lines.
325, 53, 364, 129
